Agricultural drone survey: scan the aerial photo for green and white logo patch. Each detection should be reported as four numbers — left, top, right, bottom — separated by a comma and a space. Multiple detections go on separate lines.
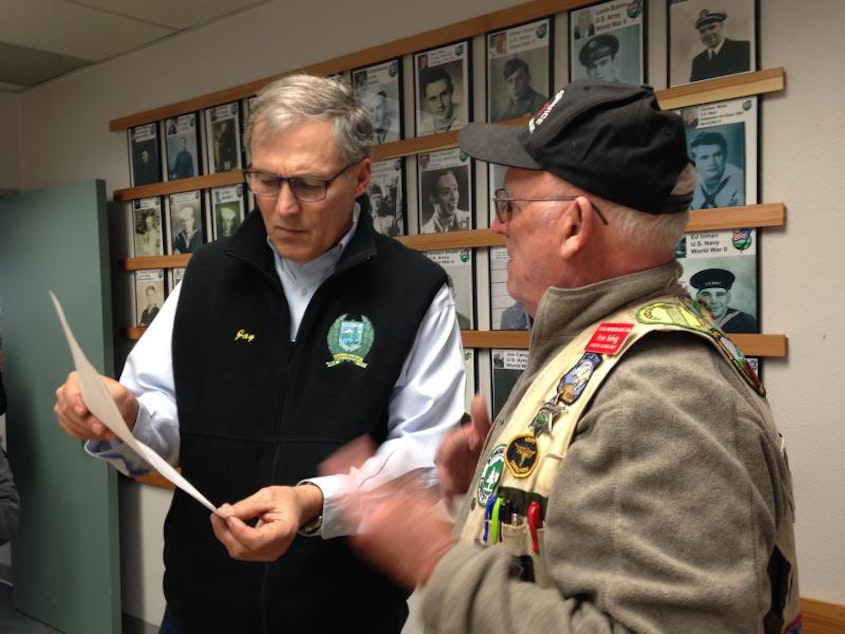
326, 314, 374, 368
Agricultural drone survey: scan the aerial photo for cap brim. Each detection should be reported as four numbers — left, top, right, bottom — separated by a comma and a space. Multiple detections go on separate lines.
458, 122, 542, 170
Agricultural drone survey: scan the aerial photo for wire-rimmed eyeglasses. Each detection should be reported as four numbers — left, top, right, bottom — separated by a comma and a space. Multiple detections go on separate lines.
492, 188, 609, 226
243, 160, 359, 202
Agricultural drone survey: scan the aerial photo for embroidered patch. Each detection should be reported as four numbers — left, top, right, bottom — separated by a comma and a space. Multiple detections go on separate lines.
636, 298, 713, 333
477, 444, 506, 506
585, 323, 633, 355
559, 352, 603, 405
712, 331, 766, 396
325, 314, 374, 368
505, 434, 539, 478
530, 401, 562, 438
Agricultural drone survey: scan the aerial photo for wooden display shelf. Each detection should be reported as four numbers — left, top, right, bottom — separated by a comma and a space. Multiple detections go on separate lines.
118, 203, 785, 272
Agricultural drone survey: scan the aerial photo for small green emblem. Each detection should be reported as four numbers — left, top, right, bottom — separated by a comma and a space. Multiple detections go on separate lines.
477, 444, 506, 505
326, 314, 374, 368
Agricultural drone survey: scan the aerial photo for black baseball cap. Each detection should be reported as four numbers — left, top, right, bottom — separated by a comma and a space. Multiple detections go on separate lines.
457, 79, 692, 214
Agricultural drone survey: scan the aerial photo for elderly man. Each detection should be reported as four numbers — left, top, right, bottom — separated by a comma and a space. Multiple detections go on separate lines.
689, 8, 751, 82
54, 74, 466, 633
332, 80, 801, 633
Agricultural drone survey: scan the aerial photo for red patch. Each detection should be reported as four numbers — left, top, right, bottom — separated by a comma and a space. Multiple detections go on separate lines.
585, 322, 634, 355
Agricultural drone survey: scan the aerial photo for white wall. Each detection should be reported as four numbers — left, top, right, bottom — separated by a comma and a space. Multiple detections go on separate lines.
6, 0, 845, 626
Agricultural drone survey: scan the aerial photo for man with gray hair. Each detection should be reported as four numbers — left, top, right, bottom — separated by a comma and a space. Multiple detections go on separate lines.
329, 80, 801, 633
54, 73, 466, 633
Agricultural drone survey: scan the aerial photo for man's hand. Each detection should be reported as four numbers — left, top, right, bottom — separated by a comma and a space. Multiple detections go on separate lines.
54, 371, 139, 442
211, 483, 323, 562
319, 439, 454, 591
436, 393, 491, 512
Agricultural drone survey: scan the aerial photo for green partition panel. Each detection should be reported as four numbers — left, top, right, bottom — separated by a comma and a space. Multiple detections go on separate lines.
0, 180, 120, 633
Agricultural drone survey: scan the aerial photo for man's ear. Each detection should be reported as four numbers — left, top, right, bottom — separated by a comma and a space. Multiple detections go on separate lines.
558, 196, 593, 257
353, 158, 372, 197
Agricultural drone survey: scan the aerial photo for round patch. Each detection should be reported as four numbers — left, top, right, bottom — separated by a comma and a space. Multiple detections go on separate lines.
477, 444, 506, 505
505, 434, 539, 478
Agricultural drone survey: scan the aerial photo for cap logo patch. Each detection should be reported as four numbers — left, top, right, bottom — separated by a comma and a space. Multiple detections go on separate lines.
528, 88, 565, 133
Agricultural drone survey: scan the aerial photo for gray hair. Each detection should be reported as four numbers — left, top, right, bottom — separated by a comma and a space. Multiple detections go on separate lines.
244, 74, 372, 164
597, 162, 696, 254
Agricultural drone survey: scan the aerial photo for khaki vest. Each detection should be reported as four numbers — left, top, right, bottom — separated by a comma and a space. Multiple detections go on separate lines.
461, 296, 801, 633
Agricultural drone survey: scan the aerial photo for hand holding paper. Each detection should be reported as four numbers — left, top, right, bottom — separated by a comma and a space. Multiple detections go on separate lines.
50, 291, 225, 517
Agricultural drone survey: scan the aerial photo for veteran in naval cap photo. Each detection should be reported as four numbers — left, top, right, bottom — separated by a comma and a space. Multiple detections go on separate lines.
689, 8, 751, 82
689, 266, 758, 333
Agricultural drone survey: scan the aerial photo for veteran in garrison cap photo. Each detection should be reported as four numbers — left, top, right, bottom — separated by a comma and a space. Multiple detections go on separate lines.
690, 266, 758, 333
578, 33, 621, 82
689, 8, 751, 82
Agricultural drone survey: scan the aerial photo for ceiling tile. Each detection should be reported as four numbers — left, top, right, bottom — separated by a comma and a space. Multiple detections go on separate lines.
0, 0, 174, 60
69, 0, 275, 30
0, 40, 90, 86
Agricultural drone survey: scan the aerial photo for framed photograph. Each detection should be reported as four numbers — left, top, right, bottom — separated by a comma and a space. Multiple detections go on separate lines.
488, 163, 507, 226
487, 18, 552, 122
128, 122, 162, 186
418, 148, 473, 233
327, 71, 351, 87
414, 40, 471, 136
490, 246, 529, 330
135, 269, 165, 328
210, 184, 246, 240
668, 0, 756, 87
164, 112, 202, 180
425, 248, 475, 330
167, 267, 186, 294
463, 348, 476, 416
204, 102, 243, 173
680, 97, 758, 210
167, 190, 205, 254
676, 229, 759, 333
352, 59, 403, 144
491, 349, 528, 420
570, 0, 646, 84
367, 157, 406, 237
132, 197, 164, 257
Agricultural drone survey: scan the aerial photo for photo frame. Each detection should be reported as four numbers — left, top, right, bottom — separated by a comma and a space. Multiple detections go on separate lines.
486, 18, 552, 123
425, 248, 475, 330
414, 40, 471, 136
463, 349, 476, 415
135, 269, 165, 328
489, 246, 529, 331
367, 157, 406, 237
132, 197, 164, 257
210, 184, 246, 240
164, 112, 202, 180
668, 0, 757, 87
680, 96, 758, 211
676, 229, 760, 333
128, 122, 162, 186
569, 0, 646, 85
203, 102, 243, 174
491, 349, 528, 419
167, 267, 186, 294
417, 148, 473, 233
352, 59, 403, 145
167, 190, 205, 254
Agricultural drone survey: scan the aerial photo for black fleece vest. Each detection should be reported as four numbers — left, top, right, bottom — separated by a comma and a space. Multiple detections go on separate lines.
165, 210, 447, 633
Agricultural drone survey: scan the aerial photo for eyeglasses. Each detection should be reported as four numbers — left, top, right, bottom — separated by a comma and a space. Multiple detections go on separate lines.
492, 188, 609, 226
243, 161, 359, 202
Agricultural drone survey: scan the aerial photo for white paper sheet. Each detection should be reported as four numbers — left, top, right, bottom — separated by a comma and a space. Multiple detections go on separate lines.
50, 290, 225, 516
